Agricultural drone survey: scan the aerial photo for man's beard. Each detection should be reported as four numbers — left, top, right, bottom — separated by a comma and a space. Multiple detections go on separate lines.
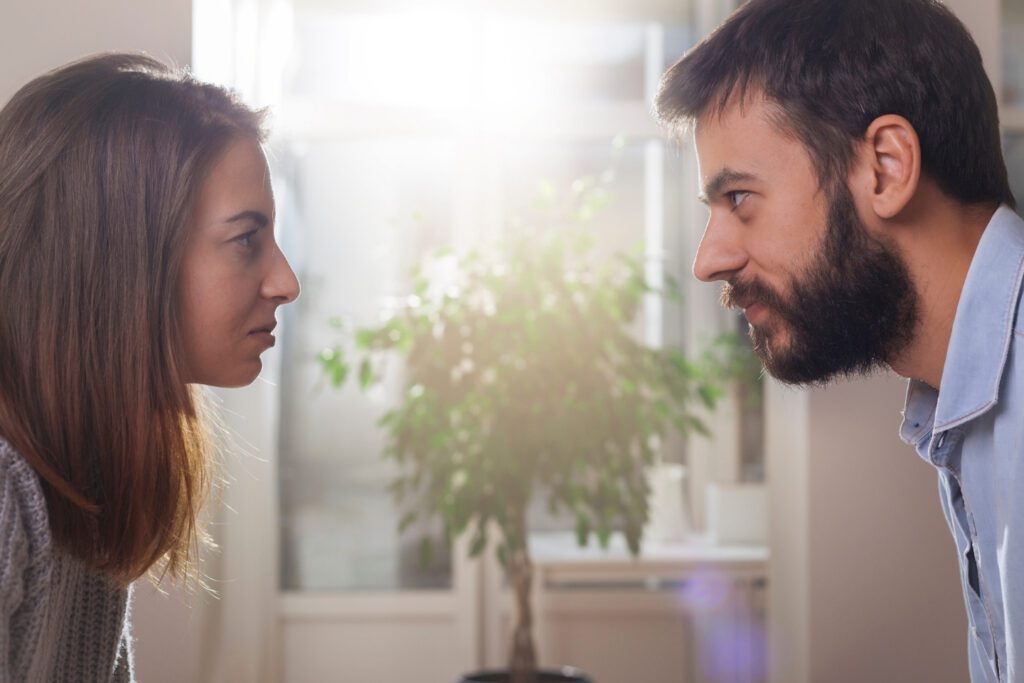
722, 183, 919, 386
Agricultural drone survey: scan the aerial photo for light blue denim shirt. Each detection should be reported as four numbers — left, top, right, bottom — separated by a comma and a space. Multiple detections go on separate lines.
900, 205, 1024, 683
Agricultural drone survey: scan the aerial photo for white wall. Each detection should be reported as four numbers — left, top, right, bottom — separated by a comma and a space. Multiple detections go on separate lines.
771, 374, 974, 683
0, 4, 196, 682
769, 374, 971, 683
944, 0, 1002, 94
806, 375, 970, 683
0, 1, 191, 105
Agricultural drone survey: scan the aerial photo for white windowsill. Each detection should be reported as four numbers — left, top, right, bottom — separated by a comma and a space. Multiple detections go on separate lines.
527, 531, 768, 588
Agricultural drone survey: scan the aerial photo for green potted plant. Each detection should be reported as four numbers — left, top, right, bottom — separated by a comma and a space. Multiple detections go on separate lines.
319, 171, 741, 683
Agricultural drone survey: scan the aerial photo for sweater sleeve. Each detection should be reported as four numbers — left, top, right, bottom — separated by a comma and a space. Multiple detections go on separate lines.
0, 449, 30, 681
111, 586, 136, 683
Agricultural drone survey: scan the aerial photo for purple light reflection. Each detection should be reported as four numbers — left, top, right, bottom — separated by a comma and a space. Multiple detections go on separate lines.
674, 567, 732, 613
674, 569, 768, 681
700, 615, 767, 682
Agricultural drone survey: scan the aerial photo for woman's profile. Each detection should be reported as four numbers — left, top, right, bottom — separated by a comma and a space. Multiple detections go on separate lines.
0, 52, 299, 680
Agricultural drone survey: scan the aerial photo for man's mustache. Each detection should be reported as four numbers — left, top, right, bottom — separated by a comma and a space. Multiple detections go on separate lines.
721, 277, 788, 316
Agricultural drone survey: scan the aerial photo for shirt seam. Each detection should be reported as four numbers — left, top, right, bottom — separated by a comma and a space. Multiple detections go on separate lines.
949, 467, 1004, 680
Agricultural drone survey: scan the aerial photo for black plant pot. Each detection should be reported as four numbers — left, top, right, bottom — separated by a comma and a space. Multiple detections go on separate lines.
458, 667, 593, 683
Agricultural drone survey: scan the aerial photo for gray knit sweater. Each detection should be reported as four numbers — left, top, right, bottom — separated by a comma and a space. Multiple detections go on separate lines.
0, 439, 134, 682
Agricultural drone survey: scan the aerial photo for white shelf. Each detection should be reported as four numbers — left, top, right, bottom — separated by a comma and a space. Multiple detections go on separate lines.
528, 531, 768, 588
530, 530, 767, 564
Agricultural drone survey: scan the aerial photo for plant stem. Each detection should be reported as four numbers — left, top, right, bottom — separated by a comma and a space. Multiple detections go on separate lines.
508, 506, 537, 683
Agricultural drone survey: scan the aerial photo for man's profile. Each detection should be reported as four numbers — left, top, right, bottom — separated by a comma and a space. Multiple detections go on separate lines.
656, 0, 1020, 681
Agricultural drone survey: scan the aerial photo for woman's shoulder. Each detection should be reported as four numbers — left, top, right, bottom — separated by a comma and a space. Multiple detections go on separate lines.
0, 438, 51, 559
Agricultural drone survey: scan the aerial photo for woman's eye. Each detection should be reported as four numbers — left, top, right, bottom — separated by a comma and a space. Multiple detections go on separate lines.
726, 191, 751, 210
234, 230, 258, 248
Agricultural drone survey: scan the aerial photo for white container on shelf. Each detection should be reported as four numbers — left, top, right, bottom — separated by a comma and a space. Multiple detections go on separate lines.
643, 462, 691, 543
706, 482, 768, 545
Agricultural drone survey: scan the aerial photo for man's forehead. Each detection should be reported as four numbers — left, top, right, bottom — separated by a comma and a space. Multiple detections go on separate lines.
692, 96, 827, 203
693, 106, 772, 188
694, 92, 782, 145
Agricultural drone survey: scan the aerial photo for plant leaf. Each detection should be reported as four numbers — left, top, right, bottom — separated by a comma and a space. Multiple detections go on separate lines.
418, 537, 434, 570
359, 358, 374, 390
469, 526, 488, 557
331, 363, 348, 388
574, 515, 591, 546
398, 510, 418, 534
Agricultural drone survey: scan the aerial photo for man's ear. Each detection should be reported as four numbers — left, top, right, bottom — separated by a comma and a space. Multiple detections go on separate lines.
858, 115, 922, 219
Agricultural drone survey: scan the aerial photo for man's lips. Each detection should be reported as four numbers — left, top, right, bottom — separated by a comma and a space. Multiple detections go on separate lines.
737, 301, 770, 327
740, 301, 768, 325
724, 282, 778, 326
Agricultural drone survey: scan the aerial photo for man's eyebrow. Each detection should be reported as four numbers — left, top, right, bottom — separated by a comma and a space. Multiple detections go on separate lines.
223, 210, 269, 228
698, 169, 759, 205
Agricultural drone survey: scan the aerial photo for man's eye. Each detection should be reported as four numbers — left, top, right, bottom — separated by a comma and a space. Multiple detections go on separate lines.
726, 191, 751, 209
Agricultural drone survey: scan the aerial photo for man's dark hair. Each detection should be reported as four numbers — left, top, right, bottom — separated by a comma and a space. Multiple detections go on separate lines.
656, 0, 1015, 209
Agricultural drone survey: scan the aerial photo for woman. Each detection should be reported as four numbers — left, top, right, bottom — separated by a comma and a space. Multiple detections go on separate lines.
0, 53, 299, 680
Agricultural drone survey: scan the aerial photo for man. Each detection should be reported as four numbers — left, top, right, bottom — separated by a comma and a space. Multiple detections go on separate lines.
655, 0, 1020, 681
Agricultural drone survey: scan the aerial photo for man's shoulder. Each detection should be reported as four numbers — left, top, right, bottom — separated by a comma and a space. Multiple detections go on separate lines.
994, 208, 1024, 336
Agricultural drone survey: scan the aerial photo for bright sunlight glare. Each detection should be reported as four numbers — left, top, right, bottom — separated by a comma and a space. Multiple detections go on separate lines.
321, 11, 645, 115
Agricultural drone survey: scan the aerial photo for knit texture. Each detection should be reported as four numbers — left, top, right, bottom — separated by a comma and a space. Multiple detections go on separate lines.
0, 439, 134, 682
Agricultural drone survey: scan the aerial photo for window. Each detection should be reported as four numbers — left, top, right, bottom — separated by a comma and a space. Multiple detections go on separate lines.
1004, 0, 1024, 206
1005, 0, 1024, 109
262, 3, 765, 594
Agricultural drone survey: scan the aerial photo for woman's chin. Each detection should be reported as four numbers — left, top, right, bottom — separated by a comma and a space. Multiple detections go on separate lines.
188, 358, 264, 388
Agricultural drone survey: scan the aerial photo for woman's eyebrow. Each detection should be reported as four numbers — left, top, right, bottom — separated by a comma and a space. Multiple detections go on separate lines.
223, 210, 269, 228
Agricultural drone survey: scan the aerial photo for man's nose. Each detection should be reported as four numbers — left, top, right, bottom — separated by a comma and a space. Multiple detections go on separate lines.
692, 215, 747, 283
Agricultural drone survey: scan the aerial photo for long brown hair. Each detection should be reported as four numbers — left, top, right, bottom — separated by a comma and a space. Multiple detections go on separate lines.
0, 53, 266, 584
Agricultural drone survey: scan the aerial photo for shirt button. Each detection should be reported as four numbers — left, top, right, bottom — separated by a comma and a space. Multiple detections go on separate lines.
936, 433, 946, 449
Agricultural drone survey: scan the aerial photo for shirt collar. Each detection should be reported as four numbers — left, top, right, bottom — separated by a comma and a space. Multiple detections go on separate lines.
900, 379, 938, 447
928, 205, 1024, 432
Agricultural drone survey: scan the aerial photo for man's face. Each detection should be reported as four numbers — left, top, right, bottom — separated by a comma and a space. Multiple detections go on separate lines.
693, 97, 918, 385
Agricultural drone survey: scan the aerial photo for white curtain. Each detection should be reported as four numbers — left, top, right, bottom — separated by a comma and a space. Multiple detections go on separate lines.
192, 1, 295, 681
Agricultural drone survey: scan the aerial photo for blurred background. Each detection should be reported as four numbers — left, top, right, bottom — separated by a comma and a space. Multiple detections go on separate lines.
2, 0, 1021, 681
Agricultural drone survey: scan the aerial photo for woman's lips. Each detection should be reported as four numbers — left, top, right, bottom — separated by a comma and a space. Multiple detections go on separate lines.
249, 330, 276, 347
248, 322, 277, 347
248, 329, 274, 344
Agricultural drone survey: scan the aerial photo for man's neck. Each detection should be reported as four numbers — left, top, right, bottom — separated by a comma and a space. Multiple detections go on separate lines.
886, 191, 997, 389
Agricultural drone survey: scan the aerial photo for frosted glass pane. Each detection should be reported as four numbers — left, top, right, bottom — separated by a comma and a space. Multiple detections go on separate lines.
276, 139, 455, 591
1005, 0, 1024, 107
497, 139, 686, 341
663, 25, 698, 72
493, 139, 695, 531
1007, 133, 1024, 209
285, 10, 651, 107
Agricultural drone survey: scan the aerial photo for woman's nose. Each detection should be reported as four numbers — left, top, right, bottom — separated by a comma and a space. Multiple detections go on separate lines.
263, 244, 300, 304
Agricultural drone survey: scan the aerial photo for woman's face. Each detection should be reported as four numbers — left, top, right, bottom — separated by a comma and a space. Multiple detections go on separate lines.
178, 138, 300, 387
